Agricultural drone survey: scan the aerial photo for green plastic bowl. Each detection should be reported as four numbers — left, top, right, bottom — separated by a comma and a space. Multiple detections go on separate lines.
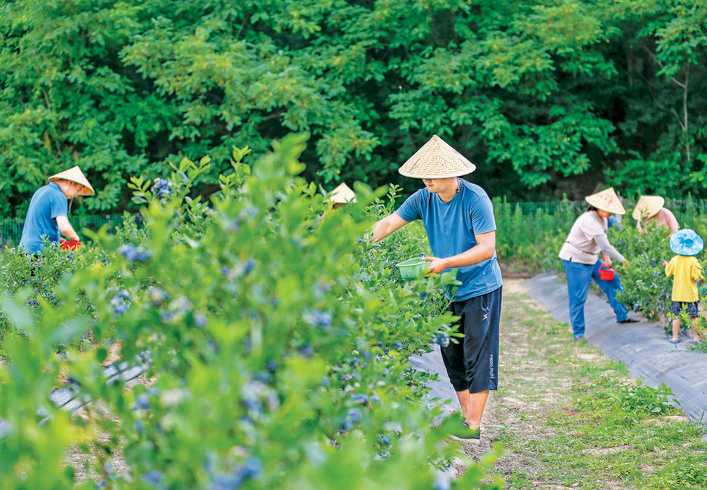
396, 257, 428, 280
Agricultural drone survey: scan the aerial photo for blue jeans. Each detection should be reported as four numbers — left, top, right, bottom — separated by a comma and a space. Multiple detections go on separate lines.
562, 259, 629, 337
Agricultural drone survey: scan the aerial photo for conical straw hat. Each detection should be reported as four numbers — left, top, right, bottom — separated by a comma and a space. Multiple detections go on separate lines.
398, 135, 476, 179
585, 188, 625, 215
632, 195, 664, 221
49, 166, 95, 196
330, 183, 356, 204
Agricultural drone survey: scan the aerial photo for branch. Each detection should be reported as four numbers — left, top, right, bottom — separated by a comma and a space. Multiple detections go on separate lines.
636, 71, 684, 128
671, 76, 686, 89
260, 109, 285, 122
42, 89, 52, 111
641, 45, 687, 88
673, 108, 686, 130
237, 13, 250, 37
41, 89, 62, 154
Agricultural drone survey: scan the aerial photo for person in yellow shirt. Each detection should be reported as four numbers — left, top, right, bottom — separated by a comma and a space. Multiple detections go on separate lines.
664, 229, 703, 343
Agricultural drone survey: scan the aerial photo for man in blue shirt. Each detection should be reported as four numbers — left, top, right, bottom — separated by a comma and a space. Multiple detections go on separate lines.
373, 135, 502, 441
20, 166, 94, 253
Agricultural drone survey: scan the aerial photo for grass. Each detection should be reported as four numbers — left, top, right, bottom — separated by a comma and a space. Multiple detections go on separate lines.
690, 340, 707, 353
469, 282, 706, 489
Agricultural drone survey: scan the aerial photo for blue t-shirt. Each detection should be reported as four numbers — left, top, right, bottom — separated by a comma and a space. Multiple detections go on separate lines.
396, 179, 503, 301
607, 215, 622, 230
20, 183, 68, 253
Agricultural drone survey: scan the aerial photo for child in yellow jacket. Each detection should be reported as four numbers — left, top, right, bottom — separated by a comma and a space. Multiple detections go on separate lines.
664, 229, 703, 343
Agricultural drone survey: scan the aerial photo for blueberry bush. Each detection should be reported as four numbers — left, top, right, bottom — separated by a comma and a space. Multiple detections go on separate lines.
0, 242, 106, 351
614, 220, 706, 332
612, 224, 675, 322
0, 135, 500, 489
494, 200, 579, 275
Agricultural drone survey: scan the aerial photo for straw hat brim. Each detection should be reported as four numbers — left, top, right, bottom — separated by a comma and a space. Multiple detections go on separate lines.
330, 183, 356, 204
585, 188, 626, 215
49, 166, 95, 196
399, 135, 476, 179
632, 196, 664, 221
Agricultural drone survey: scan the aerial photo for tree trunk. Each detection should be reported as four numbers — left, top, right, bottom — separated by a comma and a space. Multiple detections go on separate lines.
682, 64, 690, 166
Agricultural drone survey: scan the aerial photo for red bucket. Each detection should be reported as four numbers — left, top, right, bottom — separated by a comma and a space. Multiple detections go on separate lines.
598, 263, 615, 281
60, 239, 81, 250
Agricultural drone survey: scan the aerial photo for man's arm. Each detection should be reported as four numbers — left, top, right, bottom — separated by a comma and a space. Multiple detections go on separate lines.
372, 213, 409, 242
56, 216, 80, 241
426, 231, 496, 273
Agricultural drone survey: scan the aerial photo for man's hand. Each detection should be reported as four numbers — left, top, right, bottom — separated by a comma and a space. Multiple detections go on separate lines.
602, 255, 612, 266
662, 260, 669, 267
425, 256, 448, 274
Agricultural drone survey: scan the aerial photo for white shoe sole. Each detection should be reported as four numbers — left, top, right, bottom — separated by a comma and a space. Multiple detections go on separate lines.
449, 434, 481, 443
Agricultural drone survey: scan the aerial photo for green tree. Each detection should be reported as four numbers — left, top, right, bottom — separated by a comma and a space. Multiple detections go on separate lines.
0, 0, 705, 219
605, 0, 707, 196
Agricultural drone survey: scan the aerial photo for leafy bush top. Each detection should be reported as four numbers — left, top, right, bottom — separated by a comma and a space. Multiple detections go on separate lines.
0, 135, 499, 489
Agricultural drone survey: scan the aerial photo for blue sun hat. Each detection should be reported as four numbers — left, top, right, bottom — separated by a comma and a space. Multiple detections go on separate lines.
669, 229, 704, 256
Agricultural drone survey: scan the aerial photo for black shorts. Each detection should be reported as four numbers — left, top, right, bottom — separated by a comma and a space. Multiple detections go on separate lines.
441, 287, 502, 393
671, 301, 700, 319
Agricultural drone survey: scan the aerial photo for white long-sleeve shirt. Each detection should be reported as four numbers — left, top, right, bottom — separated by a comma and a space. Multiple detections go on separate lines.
559, 211, 625, 264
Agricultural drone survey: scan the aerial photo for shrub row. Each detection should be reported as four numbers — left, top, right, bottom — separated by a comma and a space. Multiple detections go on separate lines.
0, 136, 501, 489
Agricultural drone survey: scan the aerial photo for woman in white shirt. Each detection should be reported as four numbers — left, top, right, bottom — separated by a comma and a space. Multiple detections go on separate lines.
558, 188, 638, 339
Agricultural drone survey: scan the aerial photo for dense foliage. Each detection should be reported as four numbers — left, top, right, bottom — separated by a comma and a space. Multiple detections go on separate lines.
1, 0, 706, 218
0, 135, 503, 489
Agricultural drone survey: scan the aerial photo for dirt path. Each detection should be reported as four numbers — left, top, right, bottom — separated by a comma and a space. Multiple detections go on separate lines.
458, 280, 705, 489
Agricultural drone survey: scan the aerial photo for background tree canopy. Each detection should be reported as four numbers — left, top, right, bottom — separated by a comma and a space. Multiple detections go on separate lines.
1, 0, 705, 217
